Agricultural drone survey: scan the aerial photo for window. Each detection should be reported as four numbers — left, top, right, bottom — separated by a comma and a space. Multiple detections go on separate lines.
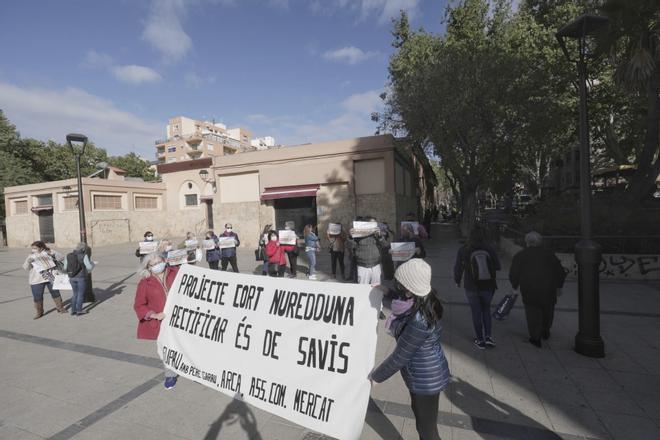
13, 200, 28, 215
185, 194, 198, 206
135, 196, 158, 210
35, 194, 53, 206
93, 194, 122, 210
167, 146, 176, 152
63, 196, 78, 211
207, 143, 214, 151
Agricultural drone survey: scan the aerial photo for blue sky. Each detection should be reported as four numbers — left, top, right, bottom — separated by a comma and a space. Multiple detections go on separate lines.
0, 0, 447, 158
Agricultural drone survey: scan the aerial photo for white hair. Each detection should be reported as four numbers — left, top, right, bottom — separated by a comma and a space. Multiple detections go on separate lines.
525, 231, 543, 247
137, 253, 164, 279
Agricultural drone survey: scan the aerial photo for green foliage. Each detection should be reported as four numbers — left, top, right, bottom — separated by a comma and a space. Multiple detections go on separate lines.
108, 152, 157, 182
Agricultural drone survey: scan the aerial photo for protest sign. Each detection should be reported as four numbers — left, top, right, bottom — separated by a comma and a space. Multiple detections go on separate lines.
327, 223, 341, 236
278, 230, 297, 246
203, 239, 216, 251
185, 239, 199, 251
401, 221, 420, 236
53, 273, 72, 290
30, 252, 56, 272
390, 242, 416, 262
351, 221, 379, 238
166, 249, 188, 266
139, 241, 159, 255
218, 237, 236, 249
157, 265, 381, 440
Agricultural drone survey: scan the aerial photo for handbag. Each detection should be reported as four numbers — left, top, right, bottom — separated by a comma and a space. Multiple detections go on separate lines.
255, 247, 265, 261
492, 293, 518, 321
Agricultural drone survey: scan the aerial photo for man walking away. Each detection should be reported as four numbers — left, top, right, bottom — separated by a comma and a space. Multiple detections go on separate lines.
509, 231, 567, 348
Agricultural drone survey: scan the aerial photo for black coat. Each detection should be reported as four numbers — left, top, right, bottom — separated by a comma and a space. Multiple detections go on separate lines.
509, 247, 566, 305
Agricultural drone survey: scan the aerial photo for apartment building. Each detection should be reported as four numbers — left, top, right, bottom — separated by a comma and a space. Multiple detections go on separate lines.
155, 116, 253, 164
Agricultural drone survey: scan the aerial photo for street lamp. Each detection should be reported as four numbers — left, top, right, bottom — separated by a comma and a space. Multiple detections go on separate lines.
556, 14, 609, 358
66, 133, 95, 303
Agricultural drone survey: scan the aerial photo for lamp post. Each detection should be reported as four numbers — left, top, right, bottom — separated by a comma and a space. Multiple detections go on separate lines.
66, 133, 95, 303
556, 14, 609, 358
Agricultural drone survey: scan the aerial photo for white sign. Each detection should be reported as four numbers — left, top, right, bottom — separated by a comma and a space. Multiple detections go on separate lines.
217, 237, 236, 249
351, 221, 379, 238
185, 239, 199, 251
328, 223, 342, 235
157, 265, 381, 440
401, 221, 420, 236
203, 239, 216, 251
30, 252, 56, 272
390, 242, 416, 262
139, 241, 160, 255
278, 230, 297, 246
166, 249, 188, 266
53, 273, 72, 290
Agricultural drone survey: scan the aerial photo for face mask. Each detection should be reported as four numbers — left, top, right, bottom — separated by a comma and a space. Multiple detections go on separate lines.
226, 229, 232, 233
145, 236, 154, 241
165, 245, 173, 252
31, 249, 39, 254
150, 262, 166, 274
270, 237, 277, 242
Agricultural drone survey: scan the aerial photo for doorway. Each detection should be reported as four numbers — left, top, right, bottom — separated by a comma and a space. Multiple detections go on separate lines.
38, 210, 55, 243
274, 197, 317, 235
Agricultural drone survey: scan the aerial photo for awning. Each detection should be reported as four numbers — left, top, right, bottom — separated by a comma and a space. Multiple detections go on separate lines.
31, 205, 53, 213
260, 184, 320, 201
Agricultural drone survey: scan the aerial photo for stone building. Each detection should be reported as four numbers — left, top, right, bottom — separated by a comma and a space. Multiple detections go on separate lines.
3, 135, 436, 249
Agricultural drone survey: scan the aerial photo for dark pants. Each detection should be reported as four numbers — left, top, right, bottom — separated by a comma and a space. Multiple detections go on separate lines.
524, 302, 555, 341
330, 251, 345, 277
268, 264, 285, 277
286, 251, 298, 275
208, 260, 219, 270
221, 255, 239, 272
349, 256, 357, 281
465, 289, 494, 340
410, 392, 441, 440
30, 282, 61, 302
69, 277, 86, 314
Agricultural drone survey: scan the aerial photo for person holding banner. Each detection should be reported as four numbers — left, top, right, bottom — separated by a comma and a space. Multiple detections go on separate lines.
370, 259, 449, 440
204, 230, 221, 270
280, 221, 299, 278
326, 222, 346, 280
403, 212, 429, 239
22, 241, 66, 319
399, 223, 426, 260
133, 254, 180, 389
303, 224, 320, 280
219, 223, 240, 272
265, 230, 287, 277
157, 239, 174, 260
63, 242, 95, 316
348, 216, 385, 285
135, 231, 155, 263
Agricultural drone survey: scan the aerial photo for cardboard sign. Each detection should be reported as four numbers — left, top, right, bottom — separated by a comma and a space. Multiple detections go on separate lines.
30, 252, 56, 272
185, 239, 199, 251
53, 273, 72, 290
166, 249, 188, 266
390, 242, 416, 262
351, 221, 379, 238
203, 239, 216, 251
401, 221, 420, 236
139, 241, 159, 255
327, 223, 342, 236
158, 266, 381, 440
217, 237, 236, 249
278, 230, 297, 246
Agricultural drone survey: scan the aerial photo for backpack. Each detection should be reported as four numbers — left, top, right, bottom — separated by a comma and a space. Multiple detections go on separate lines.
66, 252, 85, 278
468, 248, 494, 282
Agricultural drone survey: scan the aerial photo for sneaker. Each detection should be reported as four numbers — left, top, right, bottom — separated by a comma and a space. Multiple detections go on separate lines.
485, 337, 496, 348
164, 376, 178, 390
76, 310, 88, 316
473, 339, 486, 350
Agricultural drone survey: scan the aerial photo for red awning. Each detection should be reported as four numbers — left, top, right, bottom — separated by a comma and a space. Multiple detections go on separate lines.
260, 184, 320, 201
31, 205, 53, 213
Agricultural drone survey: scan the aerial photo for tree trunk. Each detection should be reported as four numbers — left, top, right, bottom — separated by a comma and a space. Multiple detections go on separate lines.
459, 183, 478, 237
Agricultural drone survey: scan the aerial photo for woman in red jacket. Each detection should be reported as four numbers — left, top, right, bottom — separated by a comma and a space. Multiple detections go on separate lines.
265, 231, 286, 277
133, 254, 180, 389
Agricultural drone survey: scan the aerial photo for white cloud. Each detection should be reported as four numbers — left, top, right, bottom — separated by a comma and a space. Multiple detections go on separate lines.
184, 71, 216, 88
311, 0, 420, 24
142, 0, 193, 61
322, 46, 379, 65
112, 65, 162, 84
80, 50, 114, 69
0, 81, 162, 156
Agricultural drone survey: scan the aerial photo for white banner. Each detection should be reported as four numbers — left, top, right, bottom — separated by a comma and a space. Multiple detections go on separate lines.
157, 265, 381, 440
166, 249, 188, 266
139, 241, 159, 255
203, 239, 216, 251
278, 230, 297, 246
390, 242, 416, 262
217, 237, 236, 249
400, 221, 419, 236
185, 239, 199, 251
327, 223, 342, 236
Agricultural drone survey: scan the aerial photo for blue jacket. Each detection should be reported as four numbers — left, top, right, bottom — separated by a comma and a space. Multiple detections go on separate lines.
220, 231, 240, 258
371, 311, 450, 395
304, 232, 319, 250
206, 235, 221, 262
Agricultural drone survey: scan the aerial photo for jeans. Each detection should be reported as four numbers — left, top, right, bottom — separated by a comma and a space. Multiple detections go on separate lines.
306, 250, 316, 276
410, 392, 441, 440
30, 282, 61, 302
221, 255, 239, 272
465, 289, 494, 340
262, 260, 269, 275
330, 251, 345, 277
69, 277, 86, 314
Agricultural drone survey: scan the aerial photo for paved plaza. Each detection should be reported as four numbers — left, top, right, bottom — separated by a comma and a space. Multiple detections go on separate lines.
1, 224, 659, 440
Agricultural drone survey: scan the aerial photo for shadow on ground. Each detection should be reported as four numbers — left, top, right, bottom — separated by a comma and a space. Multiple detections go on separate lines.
204, 394, 262, 440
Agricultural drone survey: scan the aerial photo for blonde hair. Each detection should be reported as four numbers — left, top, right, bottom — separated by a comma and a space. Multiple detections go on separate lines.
303, 224, 314, 237
137, 253, 164, 279
157, 239, 172, 254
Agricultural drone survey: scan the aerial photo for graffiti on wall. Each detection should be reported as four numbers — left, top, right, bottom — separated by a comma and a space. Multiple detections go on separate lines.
558, 254, 660, 280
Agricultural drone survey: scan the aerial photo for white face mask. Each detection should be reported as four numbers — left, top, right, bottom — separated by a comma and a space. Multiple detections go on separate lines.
226, 228, 232, 233
145, 236, 154, 241
31, 248, 39, 254
151, 262, 166, 274
270, 237, 277, 242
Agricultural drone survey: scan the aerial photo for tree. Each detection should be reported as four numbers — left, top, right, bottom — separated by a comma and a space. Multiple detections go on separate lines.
108, 152, 157, 182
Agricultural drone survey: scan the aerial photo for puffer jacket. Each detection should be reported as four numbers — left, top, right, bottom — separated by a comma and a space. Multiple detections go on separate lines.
371, 310, 450, 395
350, 234, 384, 268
